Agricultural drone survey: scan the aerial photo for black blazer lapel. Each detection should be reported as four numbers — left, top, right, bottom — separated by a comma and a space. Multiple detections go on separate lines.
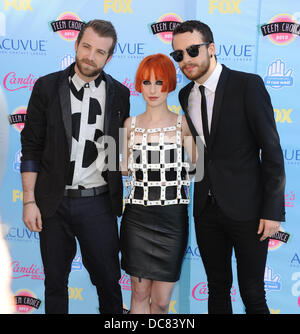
179, 81, 199, 139
59, 70, 72, 155
209, 65, 230, 149
179, 81, 193, 113
103, 71, 115, 135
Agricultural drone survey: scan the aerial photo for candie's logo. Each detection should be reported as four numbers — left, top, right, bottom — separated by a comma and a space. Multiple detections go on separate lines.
261, 14, 300, 45
8, 106, 27, 132
12, 260, 44, 280
122, 78, 139, 96
119, 273, 131, 291
150, 13, 182, 44
192, 282, 237, 301
50, 12, 84, 41
3, 71, 39, 92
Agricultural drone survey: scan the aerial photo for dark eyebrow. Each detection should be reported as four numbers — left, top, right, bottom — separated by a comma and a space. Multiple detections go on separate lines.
81, 42, 107, 54
97, 48, 108, 54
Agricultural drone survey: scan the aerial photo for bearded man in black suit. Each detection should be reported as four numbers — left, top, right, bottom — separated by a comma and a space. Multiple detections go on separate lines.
171, 20, 285, 314
21, 19, 130, 314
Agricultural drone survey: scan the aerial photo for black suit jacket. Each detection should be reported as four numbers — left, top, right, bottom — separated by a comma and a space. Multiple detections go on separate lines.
179, 65, 286, 222
21, 63, 130, 219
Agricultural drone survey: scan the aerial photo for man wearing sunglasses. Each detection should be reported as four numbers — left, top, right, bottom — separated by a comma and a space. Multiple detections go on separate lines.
171, 20, 285, 314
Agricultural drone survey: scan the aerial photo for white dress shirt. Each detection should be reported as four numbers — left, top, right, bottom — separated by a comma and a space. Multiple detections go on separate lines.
67, 72, 107, 189
188, 62, 223, 146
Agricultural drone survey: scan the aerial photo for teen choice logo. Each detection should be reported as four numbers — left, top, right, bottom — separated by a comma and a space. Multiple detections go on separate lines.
268, 227, 290, 251
15, 289, 41, 314
261, 13, 300, 46
50, 12, 84, 41
8, 106, 27, 132
150, 13, 183, 44
268, 236, 283, 251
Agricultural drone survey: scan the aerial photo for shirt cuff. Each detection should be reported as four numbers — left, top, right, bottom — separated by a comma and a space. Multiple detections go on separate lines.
20, 160, 40, 173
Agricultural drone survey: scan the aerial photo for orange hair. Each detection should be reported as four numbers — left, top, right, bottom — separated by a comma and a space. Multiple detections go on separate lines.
135, 53, 177, 93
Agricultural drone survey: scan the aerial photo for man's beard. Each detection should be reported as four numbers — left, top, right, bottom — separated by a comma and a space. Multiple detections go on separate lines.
75, 56, 103, 78
181, 55, 210, 82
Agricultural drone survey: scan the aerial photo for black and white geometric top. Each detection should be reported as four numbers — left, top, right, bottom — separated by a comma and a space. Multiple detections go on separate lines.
66, 67, 107, 189
125, 115, 190, 206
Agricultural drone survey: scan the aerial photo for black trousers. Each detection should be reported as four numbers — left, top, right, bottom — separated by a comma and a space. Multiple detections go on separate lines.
195, 197, 270, 314
39, 193, 122, 314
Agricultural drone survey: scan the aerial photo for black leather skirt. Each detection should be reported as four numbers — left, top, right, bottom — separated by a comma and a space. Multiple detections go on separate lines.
120, 204, 189, 282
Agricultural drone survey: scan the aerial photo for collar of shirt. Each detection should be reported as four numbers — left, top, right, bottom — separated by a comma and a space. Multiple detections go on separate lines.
193, 62, 223, 95
71, 72, 104, 93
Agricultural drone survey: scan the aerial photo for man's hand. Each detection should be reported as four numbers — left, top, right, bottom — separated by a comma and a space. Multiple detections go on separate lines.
23, 202, 43, 232
257, 219, 281, 242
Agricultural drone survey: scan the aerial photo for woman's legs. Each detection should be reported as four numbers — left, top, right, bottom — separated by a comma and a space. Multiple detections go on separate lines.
130, 276, 152, 314
130, 276, 175, 314
150, 281, 176, 314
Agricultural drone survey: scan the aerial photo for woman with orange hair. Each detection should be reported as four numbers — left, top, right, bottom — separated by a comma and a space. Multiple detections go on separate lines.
120, 53, 196, 314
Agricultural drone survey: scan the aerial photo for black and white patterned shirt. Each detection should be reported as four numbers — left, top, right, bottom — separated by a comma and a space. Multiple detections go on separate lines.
66, 66, 107, 189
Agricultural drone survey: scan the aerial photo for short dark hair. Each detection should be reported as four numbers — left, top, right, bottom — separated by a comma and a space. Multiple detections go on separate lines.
77, 19, 117, 56
173, 20, 214, 44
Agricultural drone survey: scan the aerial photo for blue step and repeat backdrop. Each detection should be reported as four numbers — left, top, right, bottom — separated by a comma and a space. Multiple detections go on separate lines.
0, 0, 299, 314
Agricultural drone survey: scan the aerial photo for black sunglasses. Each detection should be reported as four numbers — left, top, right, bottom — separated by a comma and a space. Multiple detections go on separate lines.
170, 42, 211, 62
